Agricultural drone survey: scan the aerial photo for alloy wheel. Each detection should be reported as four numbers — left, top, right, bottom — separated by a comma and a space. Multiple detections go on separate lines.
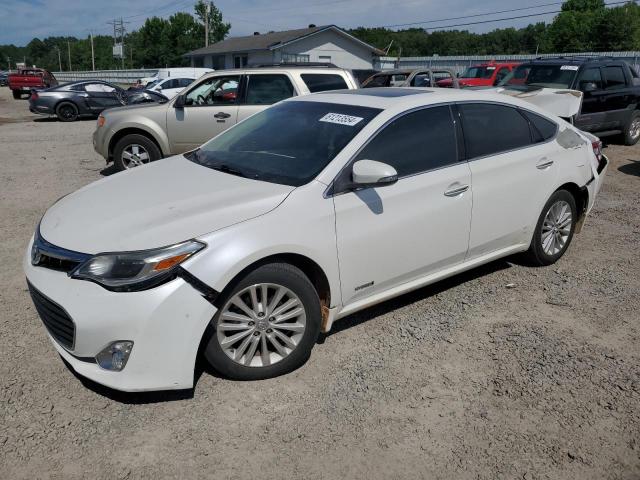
541, 200, 572, 256
216, 283, 307, 367
121, 144, 150, 169
630, 117, 640, 140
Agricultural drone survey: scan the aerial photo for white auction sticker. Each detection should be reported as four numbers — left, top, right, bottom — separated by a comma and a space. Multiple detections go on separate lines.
319, 113, 364, 126
560, 65, 579, 71
486, 66, 496, 70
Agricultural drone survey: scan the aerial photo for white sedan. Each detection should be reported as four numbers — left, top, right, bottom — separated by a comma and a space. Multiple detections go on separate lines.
24, 88, 607, 391
146, 77, 196, 99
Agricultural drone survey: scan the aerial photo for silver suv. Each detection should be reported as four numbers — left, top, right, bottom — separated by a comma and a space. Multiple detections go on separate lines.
93, 66, 358, 171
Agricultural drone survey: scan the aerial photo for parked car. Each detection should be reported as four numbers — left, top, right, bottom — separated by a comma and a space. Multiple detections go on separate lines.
0, 71, 9, 87
125, 89, 169, 105
28, 81, 167, 122
362, 68, 459, 88
94, 66, 359, 170
146, 76, 196, 99
139, 67, 213, 87
497, 56, 640, 145
26, 87, 608, 391
436, 62, 519, 88
8, 68, 57, 98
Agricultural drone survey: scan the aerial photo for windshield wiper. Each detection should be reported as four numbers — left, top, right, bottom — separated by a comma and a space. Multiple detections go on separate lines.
236, 150, 296, 159
211, 164, 248, 178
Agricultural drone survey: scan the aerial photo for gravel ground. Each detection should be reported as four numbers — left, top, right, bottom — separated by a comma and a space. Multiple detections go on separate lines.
0, 87, 639, 479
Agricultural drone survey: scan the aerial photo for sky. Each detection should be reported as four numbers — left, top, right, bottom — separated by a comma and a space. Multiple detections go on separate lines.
0, 0, 561, 46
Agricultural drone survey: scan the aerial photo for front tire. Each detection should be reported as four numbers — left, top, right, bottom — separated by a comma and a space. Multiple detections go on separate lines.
204, 263, 322, 380
526, 190, 577, 266
623, 110, 640, 146
113, 134, 161, 171
56, 102, 78, 122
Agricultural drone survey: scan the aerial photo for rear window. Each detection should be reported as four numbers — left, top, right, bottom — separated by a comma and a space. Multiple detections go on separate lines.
460, 103, 532, 158
461, 66, 495, 79
301, 74, 348, 93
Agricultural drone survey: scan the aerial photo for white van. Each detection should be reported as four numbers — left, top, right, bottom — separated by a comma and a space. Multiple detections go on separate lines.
140, 68, 213, 86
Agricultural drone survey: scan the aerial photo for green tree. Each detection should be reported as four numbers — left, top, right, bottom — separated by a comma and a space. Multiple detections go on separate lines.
194, 1, 230, 46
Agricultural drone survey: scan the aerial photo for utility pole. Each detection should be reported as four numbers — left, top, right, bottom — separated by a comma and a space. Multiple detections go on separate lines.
7, 56, 10, 70
204, 2, 210, 47
108, 18, 129, 69
89, 31, 95, 71
67, 41, 72, 71
54, 46, 62, 71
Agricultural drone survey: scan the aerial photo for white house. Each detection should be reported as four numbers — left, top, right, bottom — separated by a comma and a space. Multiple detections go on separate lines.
184, 25, 384, 71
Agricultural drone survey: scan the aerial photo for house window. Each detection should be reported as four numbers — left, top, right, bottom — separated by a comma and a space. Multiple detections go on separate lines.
193, 57, 204, 68
319, 55, 332, 63
234, 54, 248, 68
281, 53, 310, 63
212, 55, 226, 70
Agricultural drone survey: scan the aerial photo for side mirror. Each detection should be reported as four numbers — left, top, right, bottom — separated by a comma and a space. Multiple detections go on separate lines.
352, 160, 398, 188
174, 94, 185, 109
581, 82, 597, 93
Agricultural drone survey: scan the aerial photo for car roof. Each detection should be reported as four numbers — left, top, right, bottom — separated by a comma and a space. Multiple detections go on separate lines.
198, 67, 350, 79
522, 56, 620, 66
290, 87, 544, 114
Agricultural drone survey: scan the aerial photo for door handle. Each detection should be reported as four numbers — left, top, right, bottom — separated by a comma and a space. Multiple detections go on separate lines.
444, 184, 469, 197
214, 112, 231, 119
536, 158, 554, 169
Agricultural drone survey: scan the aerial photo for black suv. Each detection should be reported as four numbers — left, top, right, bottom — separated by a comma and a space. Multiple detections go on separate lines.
501, 56, 640, 145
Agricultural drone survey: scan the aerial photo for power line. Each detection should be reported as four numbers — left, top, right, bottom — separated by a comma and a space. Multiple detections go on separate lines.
380, 2, 563, 29
378, 0, 637, 30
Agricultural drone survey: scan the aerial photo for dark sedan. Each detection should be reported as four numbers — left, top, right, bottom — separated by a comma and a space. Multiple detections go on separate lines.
28, 80, 167, 121
0, 71, 8, 87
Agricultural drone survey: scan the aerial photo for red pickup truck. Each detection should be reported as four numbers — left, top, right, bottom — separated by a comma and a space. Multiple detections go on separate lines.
436, 62, 519, 88
8, 68, 57, 99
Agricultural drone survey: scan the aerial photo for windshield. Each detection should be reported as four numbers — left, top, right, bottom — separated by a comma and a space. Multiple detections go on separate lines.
500, 64, 579, 89
145, 79, 160, 88
461, 66, 496, 79
189, 101, 382, 186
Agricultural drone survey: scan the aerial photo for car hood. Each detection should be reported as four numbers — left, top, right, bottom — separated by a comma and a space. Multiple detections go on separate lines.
39, 155, 295, 253
103, 101, 167, 116
493, 86, 583, 118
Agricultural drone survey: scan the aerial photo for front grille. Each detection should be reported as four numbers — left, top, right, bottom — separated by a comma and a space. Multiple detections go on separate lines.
27, 281, 75, 349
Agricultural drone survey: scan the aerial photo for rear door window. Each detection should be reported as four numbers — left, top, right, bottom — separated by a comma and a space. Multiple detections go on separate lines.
521, 110, 558, 142
301, 74, 348, 92
245, 74, 295, 105
460, 103, 532, 158
603, 66, 627, 90
355, 105, 458, 177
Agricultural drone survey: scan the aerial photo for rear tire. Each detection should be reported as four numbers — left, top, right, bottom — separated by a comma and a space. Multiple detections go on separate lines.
56, 102, 78, 122
526, 190, 577, 266
623, 110, 640, 146
203, 263, 322, 380
12, 90, 21, 99
113, 134, 162, 171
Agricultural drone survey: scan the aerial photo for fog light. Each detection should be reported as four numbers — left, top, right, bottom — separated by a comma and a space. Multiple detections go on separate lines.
96, 341, 133, 371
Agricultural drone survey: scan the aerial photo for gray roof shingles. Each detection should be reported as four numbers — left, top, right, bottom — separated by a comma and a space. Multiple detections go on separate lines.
184, 25, 384, 57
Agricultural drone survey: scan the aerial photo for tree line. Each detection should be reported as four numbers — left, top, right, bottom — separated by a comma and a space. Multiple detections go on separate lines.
1, 0, 640, 72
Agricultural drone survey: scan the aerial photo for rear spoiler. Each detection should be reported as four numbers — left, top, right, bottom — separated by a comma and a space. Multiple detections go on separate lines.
494, 87, 583, 119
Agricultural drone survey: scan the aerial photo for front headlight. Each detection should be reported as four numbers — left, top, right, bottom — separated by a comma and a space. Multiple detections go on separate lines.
71, 240, 205, 291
